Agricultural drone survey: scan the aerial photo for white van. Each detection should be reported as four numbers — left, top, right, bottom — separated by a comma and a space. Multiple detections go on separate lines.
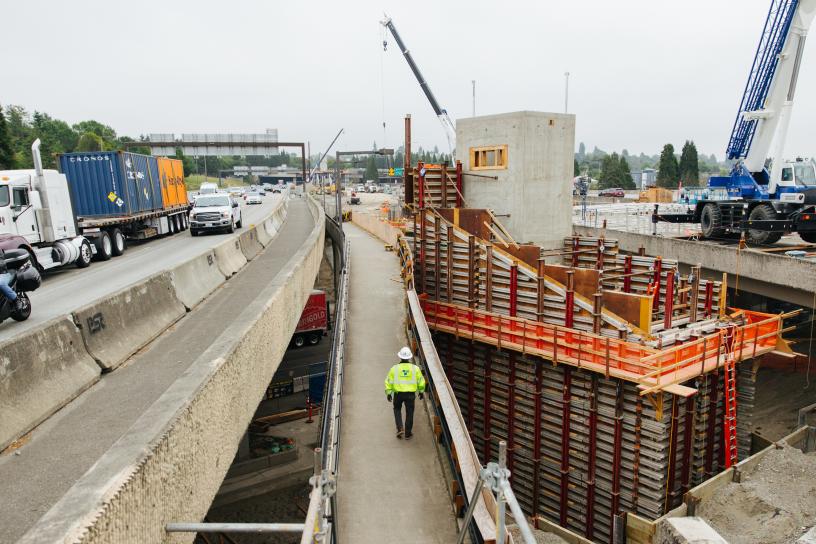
199, 182, 219, 195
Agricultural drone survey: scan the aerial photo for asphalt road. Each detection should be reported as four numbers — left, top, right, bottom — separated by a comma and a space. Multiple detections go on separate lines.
0, 199, 315, 543
0, 195, 282, 342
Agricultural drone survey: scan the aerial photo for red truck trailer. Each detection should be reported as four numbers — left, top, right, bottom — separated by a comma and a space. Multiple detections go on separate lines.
292, 290, 328, 347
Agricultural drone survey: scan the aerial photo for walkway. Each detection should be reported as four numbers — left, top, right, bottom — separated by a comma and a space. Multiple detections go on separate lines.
0, 200, 314, 543
337, 223, 458, 543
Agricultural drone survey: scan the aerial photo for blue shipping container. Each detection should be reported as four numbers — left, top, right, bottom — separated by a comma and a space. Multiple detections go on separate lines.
58, 151, 164, 218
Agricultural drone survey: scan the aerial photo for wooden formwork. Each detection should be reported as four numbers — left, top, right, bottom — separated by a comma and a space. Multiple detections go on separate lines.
405, 161, 463, 210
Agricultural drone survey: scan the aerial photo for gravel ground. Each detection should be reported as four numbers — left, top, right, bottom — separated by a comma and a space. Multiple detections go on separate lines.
697, 444, 816, 544
507, 524, 569, 544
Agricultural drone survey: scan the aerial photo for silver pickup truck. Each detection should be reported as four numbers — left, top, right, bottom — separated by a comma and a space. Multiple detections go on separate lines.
189, 193, 243, 236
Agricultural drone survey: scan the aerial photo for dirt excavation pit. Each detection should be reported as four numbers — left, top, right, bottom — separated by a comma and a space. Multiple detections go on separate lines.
697, 443, 816, 544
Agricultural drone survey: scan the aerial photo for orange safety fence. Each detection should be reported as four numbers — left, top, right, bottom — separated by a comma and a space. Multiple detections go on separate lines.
420, 298, 785, 394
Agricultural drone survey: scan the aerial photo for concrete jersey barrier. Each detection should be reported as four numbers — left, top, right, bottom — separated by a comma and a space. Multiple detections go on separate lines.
170, 249, 227, 310
0, 316, 101, 451
18, 197, 326, 543
238, 227, 264, 261
214, 238, 247, 278
73, 273, 186, 371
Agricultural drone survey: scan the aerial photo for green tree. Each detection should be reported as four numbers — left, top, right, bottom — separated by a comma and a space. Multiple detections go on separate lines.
599, 152, 621, 189
678, 140, 700, 186
0, 105, 15, 169
577, 142, 586, 160
619, 155, 635, 189
72, 120, 117, 147
656, 143, 679, 188
364, 155, 379, 182
75, 132, 104, 152
31, 112, 78, 168
574, 157, 580, 176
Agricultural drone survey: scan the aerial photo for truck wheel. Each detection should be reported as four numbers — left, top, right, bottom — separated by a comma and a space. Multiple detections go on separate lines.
236, 218, 242, 229
227, 220, 235, 234
747, 204, 782, 245
800, 231, 816, 244
293, 334, 305, 348
191, 229, 199, 237
308, 333, 321, 345
94, 232, 113, 261
76, 239, 93, 268
700, 203, 725, 238
111, 228, 126, 256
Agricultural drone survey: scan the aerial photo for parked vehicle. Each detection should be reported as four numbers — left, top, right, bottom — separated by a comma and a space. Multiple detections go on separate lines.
356, 184, 366, 193
348, 192, 361, 205
227, 186, 245, 197
598, 188, 625, 198
189, 193, 242, 235
262, 183, 274, 192
0, 141, 191, 272
0, 249, 41, 325
245, 191, 263, 205
291, 290, 328, 347
199, 182, 219, 195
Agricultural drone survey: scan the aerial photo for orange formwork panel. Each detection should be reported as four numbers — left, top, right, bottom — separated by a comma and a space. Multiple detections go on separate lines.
420, 298, 785, 395
156, 157, 189, 209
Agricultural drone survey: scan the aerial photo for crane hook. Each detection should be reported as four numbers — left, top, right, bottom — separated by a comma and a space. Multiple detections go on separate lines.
383, 39, 388, 51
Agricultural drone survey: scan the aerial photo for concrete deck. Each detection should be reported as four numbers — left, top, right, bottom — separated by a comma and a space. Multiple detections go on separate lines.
337, 223, 458, 543
0, 200, 315, 543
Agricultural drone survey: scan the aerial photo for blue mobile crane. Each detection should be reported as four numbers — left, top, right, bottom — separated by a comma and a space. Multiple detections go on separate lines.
656, 0, 816, 244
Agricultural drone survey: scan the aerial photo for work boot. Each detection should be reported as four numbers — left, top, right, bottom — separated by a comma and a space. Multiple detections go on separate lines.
396, 430, 404, 439
405, 432, 413, 440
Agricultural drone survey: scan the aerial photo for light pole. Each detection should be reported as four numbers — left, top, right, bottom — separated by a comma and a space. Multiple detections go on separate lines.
564, 71, 570, 113
334, 148, 394, 223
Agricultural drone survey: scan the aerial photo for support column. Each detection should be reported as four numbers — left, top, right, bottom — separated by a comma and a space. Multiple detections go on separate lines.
532, 361, 543, 518
680, 394, 696, 495
418, 160, 425, 209
704, 282, 714, 318
441, 163, 448, 209
610, 381, 624, 526
652, 257, 663, 313
467, 235, 477, 309
623, 255, 633, 293
485, 245, 494, 312
664, 269, 675, 329
704, 373, 719, 477
455, 160, 463, 207
559, 367, 573, 527
419, 209, 427, 295
536, 258, 546, 322
565, 270, 575, 329
665, 395, 681, 511
507, 352, 517, 478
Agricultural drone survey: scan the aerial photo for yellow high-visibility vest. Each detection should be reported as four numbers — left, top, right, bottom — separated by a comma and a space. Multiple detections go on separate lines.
384, 362, 426, 394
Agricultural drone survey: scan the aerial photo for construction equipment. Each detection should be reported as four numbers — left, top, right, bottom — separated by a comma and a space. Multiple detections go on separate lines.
381, 14, 457, 157
655, 0, 816, 244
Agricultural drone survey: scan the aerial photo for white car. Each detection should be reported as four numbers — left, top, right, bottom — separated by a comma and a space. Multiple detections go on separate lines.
189, 194, 242, 236
245, 191, 263, 205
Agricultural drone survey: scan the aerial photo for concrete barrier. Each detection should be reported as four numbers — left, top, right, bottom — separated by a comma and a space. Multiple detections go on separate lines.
214, 238, 247, 278
238, 227, 264, 261
170, 249, 227, 310
73, 273, 186, 371
20, 196, 326, 543
0, 316, 101, 451
255, 220, 273, 247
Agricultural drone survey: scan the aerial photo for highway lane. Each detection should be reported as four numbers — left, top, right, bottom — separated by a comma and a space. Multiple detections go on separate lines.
0, 194, 283, 341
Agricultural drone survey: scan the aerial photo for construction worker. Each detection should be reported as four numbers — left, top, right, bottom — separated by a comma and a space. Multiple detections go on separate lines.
384, 347, 426, 440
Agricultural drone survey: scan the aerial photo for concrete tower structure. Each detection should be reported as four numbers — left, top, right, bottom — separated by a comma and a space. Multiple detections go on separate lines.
455, 111, 575, 250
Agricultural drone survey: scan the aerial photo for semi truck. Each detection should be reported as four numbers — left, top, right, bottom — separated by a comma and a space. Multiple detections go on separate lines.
0, 139, 190, 271
291, 290, 328, 348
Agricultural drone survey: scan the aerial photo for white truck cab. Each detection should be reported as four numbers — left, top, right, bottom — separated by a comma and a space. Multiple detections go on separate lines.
0, 142, 92, 269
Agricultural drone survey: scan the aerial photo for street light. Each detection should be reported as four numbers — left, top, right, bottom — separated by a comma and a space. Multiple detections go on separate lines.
334, 148, 394, 223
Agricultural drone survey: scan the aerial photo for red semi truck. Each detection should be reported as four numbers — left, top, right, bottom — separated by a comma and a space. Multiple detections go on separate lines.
292, 290, 328, 347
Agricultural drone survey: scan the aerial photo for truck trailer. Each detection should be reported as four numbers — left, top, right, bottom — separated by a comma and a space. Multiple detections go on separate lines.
291, 290, 328, 348
0, 139, 190, 271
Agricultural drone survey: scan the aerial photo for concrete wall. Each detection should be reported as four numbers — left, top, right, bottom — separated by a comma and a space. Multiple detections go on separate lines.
19, 196, 324, 544
456, 111, 575, 249
573, 225, 816, 308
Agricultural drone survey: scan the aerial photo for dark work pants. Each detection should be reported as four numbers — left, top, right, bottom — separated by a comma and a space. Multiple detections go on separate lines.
393, 392, 416, 434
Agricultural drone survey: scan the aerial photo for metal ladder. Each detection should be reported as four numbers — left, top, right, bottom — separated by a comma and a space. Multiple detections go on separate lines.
723, 327, 739, 468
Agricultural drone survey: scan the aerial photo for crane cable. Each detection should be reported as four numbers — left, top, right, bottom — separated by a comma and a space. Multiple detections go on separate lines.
379, 23, 388, 161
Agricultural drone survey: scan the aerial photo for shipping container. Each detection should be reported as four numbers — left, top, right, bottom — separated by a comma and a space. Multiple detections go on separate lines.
156, 157, 189, 209
58, 151, 163, 218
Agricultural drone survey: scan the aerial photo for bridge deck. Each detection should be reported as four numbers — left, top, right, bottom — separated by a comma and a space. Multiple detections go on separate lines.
0, 199, 314, 543
336, 223, 458, 543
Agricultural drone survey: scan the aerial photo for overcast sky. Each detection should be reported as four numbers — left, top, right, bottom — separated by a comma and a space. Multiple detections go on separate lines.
4, 0, 816, 161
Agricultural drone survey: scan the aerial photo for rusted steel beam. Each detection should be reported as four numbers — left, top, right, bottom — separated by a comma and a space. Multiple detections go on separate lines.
610, 381, 624, 522
565, 270, 575, 329
532, 360, 543, 517
536, 258, 546, 321
704, 281, 714, 318
664, 269, 675, 329
680, 394, 696, 495
596, 238, 605, 270
419, 209, 427, 295
652, 257, 663, 313
559, 366, 572, 526
586, 375, 598, 540
418, 160, 425, 209
483, 348, 493, 462
455, 160, 463, 207
665, 396, 680, 511
441, 163, 448, 209
623, 255, 633, 293
510, 263, 518, 317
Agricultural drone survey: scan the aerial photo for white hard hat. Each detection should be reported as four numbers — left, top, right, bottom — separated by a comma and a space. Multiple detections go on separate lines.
398, 347, 413, 360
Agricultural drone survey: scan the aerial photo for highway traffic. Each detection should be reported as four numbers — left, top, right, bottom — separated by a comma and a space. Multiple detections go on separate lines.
0, 194, 283, 342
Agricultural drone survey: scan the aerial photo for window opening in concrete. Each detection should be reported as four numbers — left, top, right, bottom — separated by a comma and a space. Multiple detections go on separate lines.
470, 145, 508, 171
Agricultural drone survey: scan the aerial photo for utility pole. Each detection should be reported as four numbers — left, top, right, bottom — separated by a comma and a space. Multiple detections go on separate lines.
564, 71, 570, 113
472, 80, 476, 117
